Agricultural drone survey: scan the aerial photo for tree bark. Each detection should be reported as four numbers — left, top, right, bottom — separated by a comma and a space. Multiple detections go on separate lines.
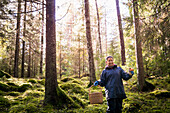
14, 0, 21, 78
84, 0, 96, 83
115, 0, 126, 65
133, 0, 145, 91
44, 0, 58, 105
95, 0, 102, 57
21, 0, 27, 78
40, 0, 44, 74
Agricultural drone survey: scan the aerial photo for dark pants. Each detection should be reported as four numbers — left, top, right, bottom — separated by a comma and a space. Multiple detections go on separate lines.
106, 98, 123, 113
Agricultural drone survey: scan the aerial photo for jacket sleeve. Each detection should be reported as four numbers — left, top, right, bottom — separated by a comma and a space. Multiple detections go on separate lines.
98, 70, 106, 87
119, 67, 132, 81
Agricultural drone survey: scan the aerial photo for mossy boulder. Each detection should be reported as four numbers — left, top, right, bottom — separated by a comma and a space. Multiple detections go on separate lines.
7, 82, 20, 91
9, 103, 38, 113
0, 96, 11, 112
123, 101, 141, 113
0, 82, 10, 92
69, 79, 83, 85
7, 92, 20, 96
28, 79, 37, 84
60, 83, 88, 95
18, 84, 32, 92
0, 90, 6, 96
61, 77, 74, 82
43, 86, 80, 109
24, 91, 44, 98
0, 70, 12, 78
142, 80, 155, 92
37, 79, 45, 85
150, 90, 170, 98
70, 95, 86, 108
130, 80, 155, 92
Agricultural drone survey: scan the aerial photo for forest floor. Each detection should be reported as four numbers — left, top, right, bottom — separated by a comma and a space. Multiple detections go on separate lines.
0, 71, 170, 113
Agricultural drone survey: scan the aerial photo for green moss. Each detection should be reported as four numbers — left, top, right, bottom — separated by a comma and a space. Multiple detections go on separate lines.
18, 84, 32, 92
60, 83, 88, 95
28, 79, 37, 84
70, 95, 87, 108
55, 86, 81, 109
150, 90, 170, 98
7, 92, 20, 96
0, 90, 6, 96
0, 82, 10, 92
0, 70, 12, 78
61, 77, 74, 82
37, 79, 45, 85
43, 86, 80, 109
70, 79, 84, 85
9, 104, 25, 113
24, 91, 44, 97
142, 80, 155, 91
7, 82, 20, 91
0, 96, 11, 112
25, 103, 39, 113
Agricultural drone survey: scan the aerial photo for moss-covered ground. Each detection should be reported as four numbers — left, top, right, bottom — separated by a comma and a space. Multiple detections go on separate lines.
0, 71, 169, 113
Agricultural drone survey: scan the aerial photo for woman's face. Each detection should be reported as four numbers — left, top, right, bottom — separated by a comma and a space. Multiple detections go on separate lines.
106, 58, 114, 66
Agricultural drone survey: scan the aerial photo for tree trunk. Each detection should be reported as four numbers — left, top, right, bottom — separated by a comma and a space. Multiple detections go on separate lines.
27, 1, 32, 78
78, 36, 81, 78
84, 0, 96, 83
40, 0, 44, 74
59, 34, 62, 79
44, 0, 58, 105
105, 8, 107, 57
95, 0, 102, 57
21, 0, 27, 78
14, 0, 21, 78
115, 0, 126, 65
133, 0, 145, 91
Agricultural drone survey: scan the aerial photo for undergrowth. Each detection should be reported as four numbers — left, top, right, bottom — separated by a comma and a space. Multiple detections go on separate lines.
0, 72, 169, 113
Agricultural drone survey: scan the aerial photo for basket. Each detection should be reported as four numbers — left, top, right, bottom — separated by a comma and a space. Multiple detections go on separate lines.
89, 85, 103, 104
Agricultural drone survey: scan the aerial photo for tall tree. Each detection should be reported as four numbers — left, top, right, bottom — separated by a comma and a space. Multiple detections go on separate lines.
78, 34, 81, 78
44, 0, 58, 105
21, 0, 27, 78
105, 8, 107, 57
40, 0, 44, 74
95, 0, 102, 57
84, 0, 96, 84
27, 0, 32, 78
14, 0, 21, 77
133, 0, 145, 91
115, 0, 126, 65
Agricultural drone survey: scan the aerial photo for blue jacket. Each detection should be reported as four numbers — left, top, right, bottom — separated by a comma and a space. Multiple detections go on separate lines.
99, 65, 132, 100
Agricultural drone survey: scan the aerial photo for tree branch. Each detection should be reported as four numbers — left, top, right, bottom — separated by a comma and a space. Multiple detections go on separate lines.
56, 4, 71, 21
